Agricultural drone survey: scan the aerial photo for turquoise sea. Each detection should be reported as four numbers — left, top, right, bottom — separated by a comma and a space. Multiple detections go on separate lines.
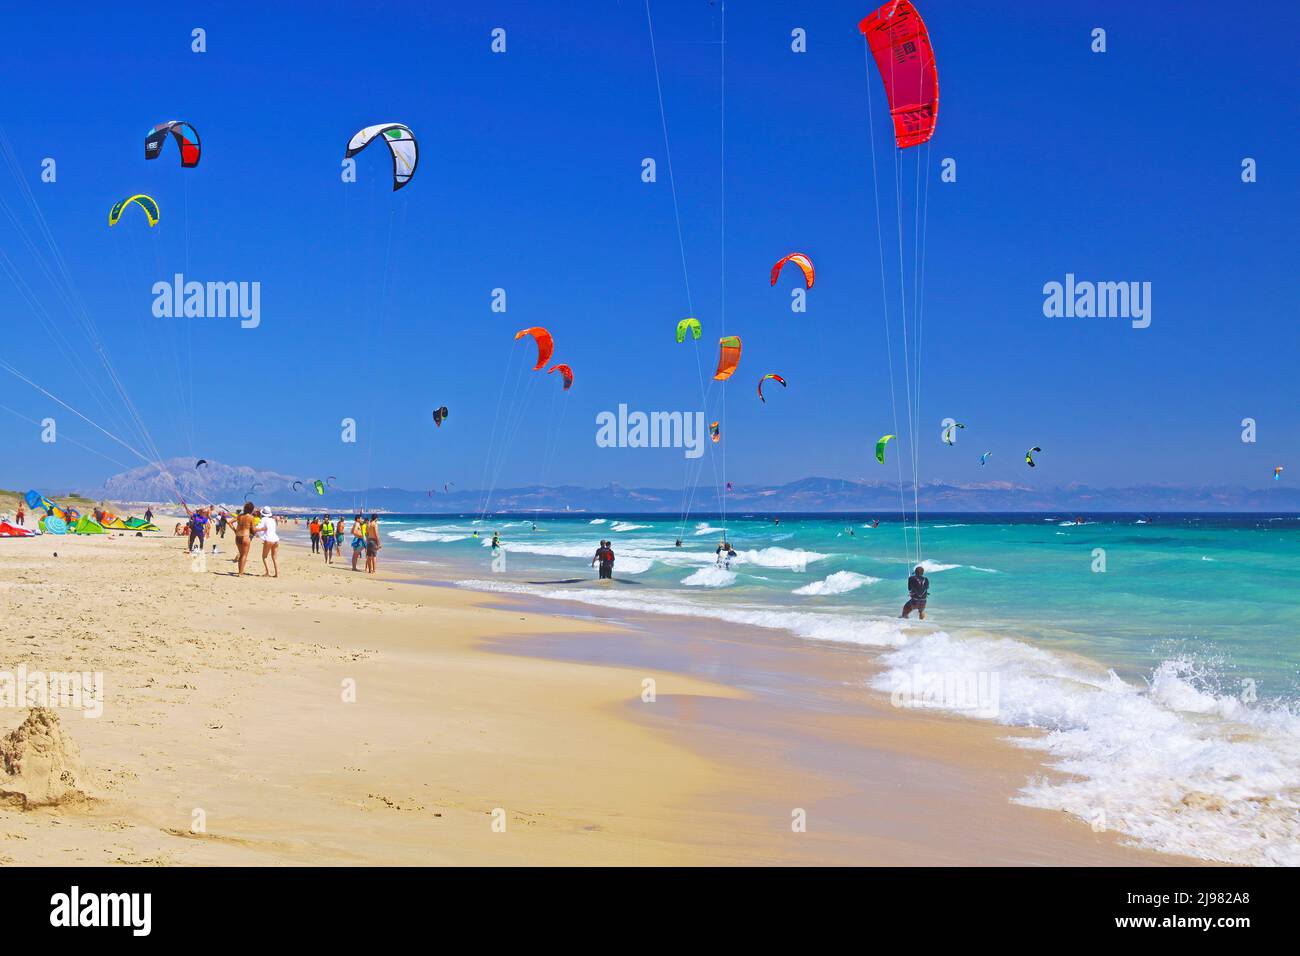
376, 511, 1300, 865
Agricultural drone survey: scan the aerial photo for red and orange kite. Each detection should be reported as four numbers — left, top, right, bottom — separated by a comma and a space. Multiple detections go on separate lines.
859, 1, 939, 150
547, 363, 574, 390
770, 253, 814, 289
514, 327, 553, 370
714, 336, 742, 381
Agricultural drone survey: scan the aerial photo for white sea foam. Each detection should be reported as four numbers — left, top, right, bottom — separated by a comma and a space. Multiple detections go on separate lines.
589, 518, 607, 524
683, 567, 736, 587
490, 538, 700, 567
919, 560, 959, 573
610, 521, 650, 532
732, 547, 827, 570
793, 570, 880, 596
606, 556, 651, 574
388, 528, 471, 543
456, 578, 908, 649
871, 634, 1300, 866
967, 566, 999, 573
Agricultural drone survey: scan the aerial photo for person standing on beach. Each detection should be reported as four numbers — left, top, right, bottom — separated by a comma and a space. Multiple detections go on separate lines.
350, 514, 366, 571
188, 507, 209, 553
309, 516, 321, 554
15, 503, 24, 526
231, 502, 256, 576
144, 507, 152, 525
335, 519, 347, 556
216, 510, 228, 539
321, 514, 336, 564
365, 514, 380, 574
900, 565, 930, 620
258, 509, 281, 577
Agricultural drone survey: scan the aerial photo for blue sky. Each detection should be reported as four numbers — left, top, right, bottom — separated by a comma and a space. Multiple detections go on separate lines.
0, 0, 1295, 496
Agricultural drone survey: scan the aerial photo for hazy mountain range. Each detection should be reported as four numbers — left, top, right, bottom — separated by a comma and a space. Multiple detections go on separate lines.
73, 458, 1300, 513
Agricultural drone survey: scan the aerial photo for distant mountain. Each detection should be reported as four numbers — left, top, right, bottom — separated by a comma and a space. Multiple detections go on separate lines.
95, 461, 1300, 513
100, 458, 304, 506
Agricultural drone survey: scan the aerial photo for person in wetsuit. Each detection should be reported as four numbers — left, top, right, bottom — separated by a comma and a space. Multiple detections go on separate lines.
900, 565, 929, 620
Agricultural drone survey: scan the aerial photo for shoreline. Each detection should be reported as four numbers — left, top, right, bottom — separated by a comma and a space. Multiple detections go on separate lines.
0, 524, 1197, 865
428, 581, 1197, 866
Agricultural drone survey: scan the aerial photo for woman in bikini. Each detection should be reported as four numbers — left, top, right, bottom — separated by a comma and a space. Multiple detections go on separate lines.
232, 501, 257, 576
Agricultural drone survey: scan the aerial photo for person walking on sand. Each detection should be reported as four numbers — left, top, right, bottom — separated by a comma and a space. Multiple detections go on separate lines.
15, 503, 23, 527
258, 508, 281, 577
335, 518, 347, 557
350, 514, 366, 571
144, 507, 152, 525
900, 565, 930, 620
231, 502, 257, 576
187, 506, 209, 554
309, 516, 321, 554
365, 514, 380, 574
321, 514, 336, 564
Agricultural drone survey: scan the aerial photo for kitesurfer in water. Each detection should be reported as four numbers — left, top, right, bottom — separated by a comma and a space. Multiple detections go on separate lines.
491, 532, 501, 550
900, 565, 929, 620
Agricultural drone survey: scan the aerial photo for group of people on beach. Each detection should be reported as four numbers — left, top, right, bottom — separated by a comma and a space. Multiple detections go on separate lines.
308, 513, 381, 573
174, 503, 384, 579
178, 502, 284, 577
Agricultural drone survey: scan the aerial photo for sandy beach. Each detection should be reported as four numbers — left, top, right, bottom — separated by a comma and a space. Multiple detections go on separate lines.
0, 517, 1195, 866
